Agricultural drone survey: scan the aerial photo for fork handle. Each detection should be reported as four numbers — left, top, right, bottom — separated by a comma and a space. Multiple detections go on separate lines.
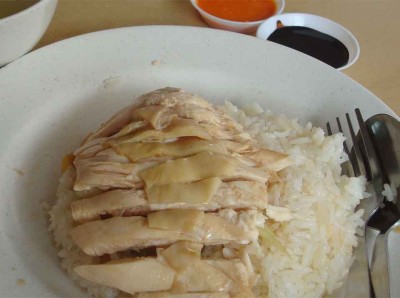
370, 233, 391, 298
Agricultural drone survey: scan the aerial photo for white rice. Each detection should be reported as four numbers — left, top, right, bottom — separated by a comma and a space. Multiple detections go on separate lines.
49, 100, 365, 298
222, 101, 364, 297
382, 183, 397, 203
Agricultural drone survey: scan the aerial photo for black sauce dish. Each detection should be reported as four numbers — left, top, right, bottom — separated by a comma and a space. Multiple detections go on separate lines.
256, 13, 360, 70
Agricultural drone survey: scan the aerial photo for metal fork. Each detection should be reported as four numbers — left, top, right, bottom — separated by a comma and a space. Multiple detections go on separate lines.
327, 108, 385, 297
327, 109, 385, 218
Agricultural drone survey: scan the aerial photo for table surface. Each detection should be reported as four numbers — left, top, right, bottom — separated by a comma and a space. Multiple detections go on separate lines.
5, 0, 400, 115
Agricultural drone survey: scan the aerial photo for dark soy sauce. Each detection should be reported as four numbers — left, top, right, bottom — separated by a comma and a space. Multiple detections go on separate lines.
267, 26, 349, 68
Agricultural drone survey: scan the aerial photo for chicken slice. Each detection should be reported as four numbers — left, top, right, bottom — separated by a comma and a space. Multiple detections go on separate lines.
138, 87, 212, 110
159, 241, 203, 271
73, 148, 159, 191
109, 120, 149, 139
74, 257, 252, 296
147, 209, 205, 233
82, 87, 208, 143
109, 118, 251, 145
71, 189, 148, 221
146, 177, 222, 205
109, 118, 213, 144
73, 149, 270, 192
80, 87, 253, 151
140, 151, 269, 188
138, 88, 246, 136
83, 100, 143, 143
71, 180, 268, 223
135, 293, 230, 298
70, 216, 179, 256
73, 137, 108, 161
70, 210, 253, 256
132, 101, 235, 134
111, 138, 251, 162
131, 105, 175, 130
73, 143, 288, 193
174, 259, 253, 295
177, 104, 243, 134
156, 242, 253, 297
74, 258, 176, 294
73, 121, 148, 161
246, 148, 292, 172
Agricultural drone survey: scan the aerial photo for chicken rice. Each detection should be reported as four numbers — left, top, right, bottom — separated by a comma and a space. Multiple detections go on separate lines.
49, 87, 365, 297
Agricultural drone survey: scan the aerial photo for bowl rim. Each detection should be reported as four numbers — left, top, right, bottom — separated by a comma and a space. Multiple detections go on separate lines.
0, 0, 54, 23
190, 0, 285, 26
256, 12, 360, 71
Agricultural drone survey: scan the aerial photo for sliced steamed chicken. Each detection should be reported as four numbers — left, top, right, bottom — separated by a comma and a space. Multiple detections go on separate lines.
73, 148, 158, 191
71, 88, 290, 193
58, 87, 293, 297
134, 292, 251, 297
70, 209, 258, 256
74, 241, 256, 296
71, 179, 269, 222
73, 147, 276, 192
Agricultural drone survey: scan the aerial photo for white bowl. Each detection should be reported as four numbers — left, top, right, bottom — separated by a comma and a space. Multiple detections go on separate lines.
190, 0, 285, 34
0, 0, 58, 67
256, 13, 360, 70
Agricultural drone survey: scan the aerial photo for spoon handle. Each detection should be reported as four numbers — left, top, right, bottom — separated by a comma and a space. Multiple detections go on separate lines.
345, 232, 374, 297
387, 220, 400, 296
370, 232, 391, 298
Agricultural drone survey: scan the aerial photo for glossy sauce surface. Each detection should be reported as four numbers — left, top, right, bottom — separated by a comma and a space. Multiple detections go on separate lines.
267, 26, 349, 68
197, 0, 276, 22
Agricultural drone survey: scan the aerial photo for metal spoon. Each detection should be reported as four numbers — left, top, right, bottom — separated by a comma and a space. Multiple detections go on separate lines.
367, 114, 400, 189
366, 114, 400, 297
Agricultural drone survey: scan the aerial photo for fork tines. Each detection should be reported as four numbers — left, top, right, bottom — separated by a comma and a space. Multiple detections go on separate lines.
326, 108, 374, 179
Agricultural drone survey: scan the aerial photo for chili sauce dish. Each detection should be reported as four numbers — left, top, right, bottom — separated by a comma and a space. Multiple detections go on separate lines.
191, 0, 285, 34
256, 13, 360, 70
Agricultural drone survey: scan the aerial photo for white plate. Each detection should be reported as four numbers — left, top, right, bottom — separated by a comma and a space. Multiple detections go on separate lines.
0, 26, 398, 297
